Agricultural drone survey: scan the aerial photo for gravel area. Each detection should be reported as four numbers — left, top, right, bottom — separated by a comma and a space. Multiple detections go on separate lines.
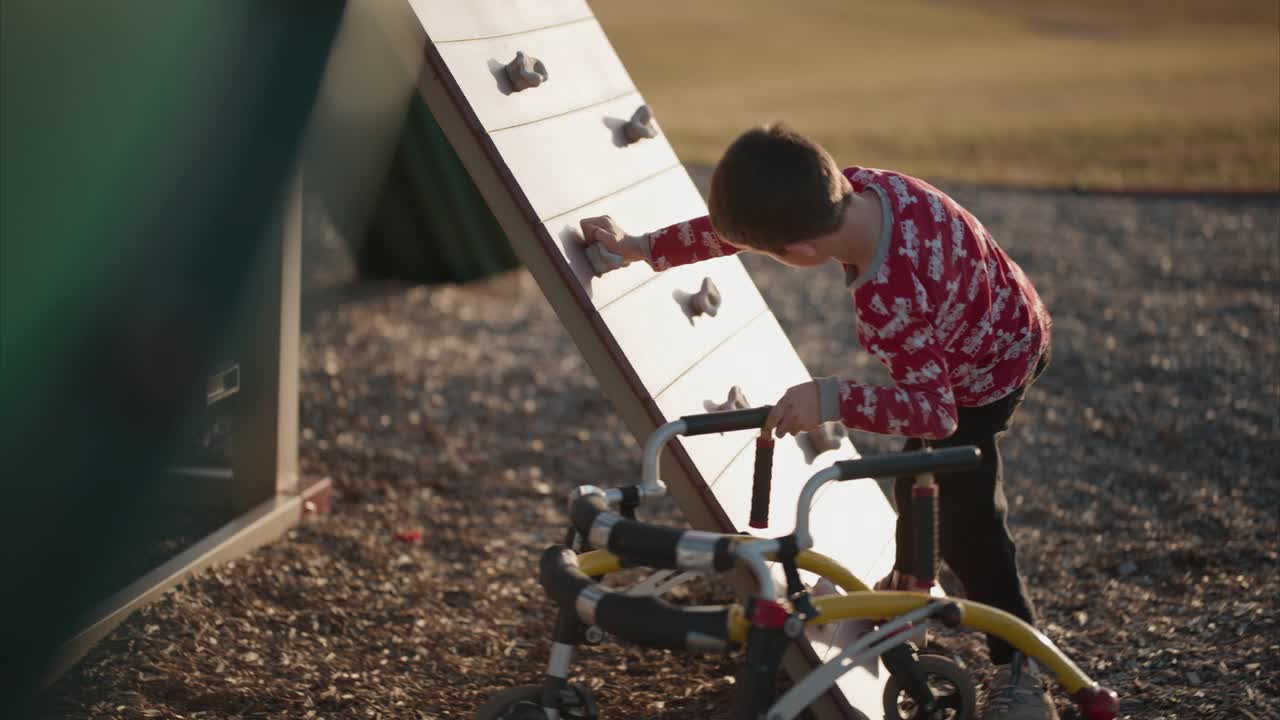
40, 174, 1279, 720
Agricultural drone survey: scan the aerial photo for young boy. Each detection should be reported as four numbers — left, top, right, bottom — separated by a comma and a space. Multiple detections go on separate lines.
581, 124, 1056, 720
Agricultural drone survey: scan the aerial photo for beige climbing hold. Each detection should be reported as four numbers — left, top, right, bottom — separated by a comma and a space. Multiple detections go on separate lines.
623, 105, 658, 143
505, 51, 548, 92
690, 277, 721, 317
805, 421, 847, 454
705, 385, 750, 413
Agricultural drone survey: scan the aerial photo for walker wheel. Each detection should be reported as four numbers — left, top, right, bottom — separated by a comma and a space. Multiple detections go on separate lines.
474, 684, 598, 720
882, 654, 977, 720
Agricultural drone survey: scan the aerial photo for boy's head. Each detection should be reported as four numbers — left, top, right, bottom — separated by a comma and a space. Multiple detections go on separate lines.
708, 123, 852, 265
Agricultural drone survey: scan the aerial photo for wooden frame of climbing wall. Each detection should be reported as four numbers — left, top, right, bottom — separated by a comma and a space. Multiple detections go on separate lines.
376, 2, 902, 717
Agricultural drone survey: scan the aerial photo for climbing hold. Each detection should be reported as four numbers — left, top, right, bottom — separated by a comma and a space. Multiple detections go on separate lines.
705, 385, 750, 413
623, 105, 658, 143
504, 51, 548, 92
804, 422, 847, 455
585, 241, 627, 277
690, 277, 722, 317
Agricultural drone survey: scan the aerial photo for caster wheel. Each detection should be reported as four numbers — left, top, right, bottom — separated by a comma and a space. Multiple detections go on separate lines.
474, 684, 598, 720
882, 654, 977, 720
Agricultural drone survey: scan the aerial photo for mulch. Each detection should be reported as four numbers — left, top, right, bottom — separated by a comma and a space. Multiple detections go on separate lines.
39, 175, 1279, 720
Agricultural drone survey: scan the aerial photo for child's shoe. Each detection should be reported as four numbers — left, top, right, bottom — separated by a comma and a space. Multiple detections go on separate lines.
869, 570, 945, 650
983, 653, 1059, 720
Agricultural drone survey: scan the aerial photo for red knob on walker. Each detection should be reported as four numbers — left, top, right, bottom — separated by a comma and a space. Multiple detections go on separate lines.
1071, 685, 1119, 720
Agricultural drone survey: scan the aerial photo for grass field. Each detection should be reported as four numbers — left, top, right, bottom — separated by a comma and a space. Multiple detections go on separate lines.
594, 0, 1280, 191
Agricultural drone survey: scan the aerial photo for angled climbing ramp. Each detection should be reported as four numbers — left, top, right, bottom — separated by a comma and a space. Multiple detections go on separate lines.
388, 2, 898, 717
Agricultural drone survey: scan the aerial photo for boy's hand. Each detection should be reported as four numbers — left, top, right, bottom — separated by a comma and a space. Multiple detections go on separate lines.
580, 215, 648, 265
764, 381, 823, 438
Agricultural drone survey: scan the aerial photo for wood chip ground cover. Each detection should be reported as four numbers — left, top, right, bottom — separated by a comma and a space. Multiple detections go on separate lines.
42, 181, 1278, 719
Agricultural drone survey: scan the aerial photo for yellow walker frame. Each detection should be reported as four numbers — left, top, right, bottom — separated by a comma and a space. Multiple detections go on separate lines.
577, 547, 1099, 698
478, 408, 1119, 720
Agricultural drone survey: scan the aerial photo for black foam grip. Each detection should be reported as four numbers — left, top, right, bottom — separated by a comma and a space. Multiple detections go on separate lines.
679, 406, 772, 436
571, 492, 736, 571
594, 594, 731, 652
569, 492, 609, 537
538, 545, 732, 652
912, 492, 939, 585
541, 546, 593, 602
553, 604, 585, 645
749, 438, 774, 528
606, 517, 687, 569
733, 624, 789, 717
835, 446, 981, 481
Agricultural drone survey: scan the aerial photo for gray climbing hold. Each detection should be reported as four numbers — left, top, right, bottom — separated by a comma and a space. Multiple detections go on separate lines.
805, 422, 847, 454
690, 277, 721, 317
505, 51, 548, 92
705, 385, 750, 413
623, 105, 658, 143
585, 241, 626, 277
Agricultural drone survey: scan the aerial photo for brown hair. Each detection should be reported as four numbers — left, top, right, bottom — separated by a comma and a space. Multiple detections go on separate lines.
707, 123, 851, 254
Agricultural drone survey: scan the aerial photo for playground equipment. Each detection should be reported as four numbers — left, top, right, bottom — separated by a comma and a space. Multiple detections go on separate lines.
394, 1, 900, 712
477, 409, 1120, 720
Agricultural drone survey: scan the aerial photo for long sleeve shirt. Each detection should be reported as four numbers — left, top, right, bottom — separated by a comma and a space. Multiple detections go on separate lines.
642, 167, 1050, 439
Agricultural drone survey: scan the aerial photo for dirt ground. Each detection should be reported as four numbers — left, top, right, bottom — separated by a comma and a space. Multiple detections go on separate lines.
41, 177, 1278, 720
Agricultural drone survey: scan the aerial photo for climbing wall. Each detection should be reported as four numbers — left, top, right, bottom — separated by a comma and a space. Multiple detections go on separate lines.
394, 2, 898, 717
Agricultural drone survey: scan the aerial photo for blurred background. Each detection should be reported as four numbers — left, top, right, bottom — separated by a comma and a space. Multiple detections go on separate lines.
3, 1, 1277, 718
596, 0, 1279, 191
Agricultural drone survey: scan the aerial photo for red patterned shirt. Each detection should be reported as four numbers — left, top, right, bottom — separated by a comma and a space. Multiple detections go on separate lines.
643, 167, 1050, 439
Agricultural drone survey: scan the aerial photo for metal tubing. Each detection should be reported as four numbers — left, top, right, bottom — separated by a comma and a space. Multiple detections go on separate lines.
805, 593, 1095, 694
767, 622, 931, 720
733, 539, 782, 601
792, 466, 843, 549
640, 420, 686, 497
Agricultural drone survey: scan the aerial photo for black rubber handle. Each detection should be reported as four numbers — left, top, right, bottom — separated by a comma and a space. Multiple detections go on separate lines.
539, 545, 732, 652
733, 623, 789, 718
570, 492, 736, 572
572, 491, 686, 568
680, 406, 772, 436
606, 518, 687, 569
912, 489, 940, 586
834, 446, 981, 481
749, 436, 774, 529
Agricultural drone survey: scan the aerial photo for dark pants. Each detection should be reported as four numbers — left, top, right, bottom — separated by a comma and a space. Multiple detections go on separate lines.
893, 347, 1050, 665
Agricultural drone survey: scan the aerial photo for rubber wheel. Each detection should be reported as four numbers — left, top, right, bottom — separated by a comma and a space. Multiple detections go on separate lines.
474, 684, 598, 720
882, 654, 977, 720
475, 686, 545, 720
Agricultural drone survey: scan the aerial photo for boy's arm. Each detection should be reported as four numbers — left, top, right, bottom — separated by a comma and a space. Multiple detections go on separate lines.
642, 215, 739, 270
766, 307, 958, 440
579, 214, 738, 275
816, 307, 959, 440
